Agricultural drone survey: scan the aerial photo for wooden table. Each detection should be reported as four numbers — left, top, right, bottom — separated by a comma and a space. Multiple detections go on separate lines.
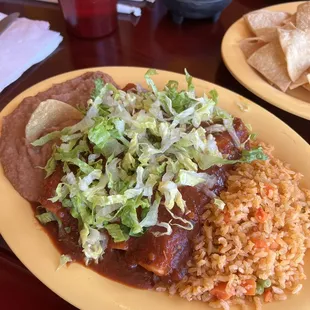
0, 0, 309, 309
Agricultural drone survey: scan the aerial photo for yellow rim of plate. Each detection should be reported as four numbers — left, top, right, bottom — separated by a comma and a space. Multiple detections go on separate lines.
221, 1, 310, 120
0, 67, 309, 310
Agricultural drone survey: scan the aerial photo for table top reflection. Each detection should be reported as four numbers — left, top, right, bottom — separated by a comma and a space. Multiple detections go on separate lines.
0, 0, 309, 309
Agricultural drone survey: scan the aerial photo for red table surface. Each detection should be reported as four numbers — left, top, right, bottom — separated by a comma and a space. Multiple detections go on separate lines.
0, 0, 309, 309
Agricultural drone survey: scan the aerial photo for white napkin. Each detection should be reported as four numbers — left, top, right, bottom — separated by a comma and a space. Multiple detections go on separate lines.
0, 13, 63, 93
117, 4, 142, 17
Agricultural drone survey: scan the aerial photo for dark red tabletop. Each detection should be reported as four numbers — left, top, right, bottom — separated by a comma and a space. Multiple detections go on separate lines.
0, 0, 309, 309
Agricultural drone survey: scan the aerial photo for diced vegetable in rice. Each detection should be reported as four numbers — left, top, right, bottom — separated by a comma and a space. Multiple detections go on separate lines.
157, 143, 310, 309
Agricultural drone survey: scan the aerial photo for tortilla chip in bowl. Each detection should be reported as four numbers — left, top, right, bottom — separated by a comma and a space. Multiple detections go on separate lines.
244, 10, 291, 35
222, 1, 310, 119
278, 27, 310, 82
289, 69, 310, 90
283, 13, 297, 27
247, 40, 291, 92
303, 83, 310, 91
254, 27, 279, 42
239, 37, 266, 59
296, 2, 310, 31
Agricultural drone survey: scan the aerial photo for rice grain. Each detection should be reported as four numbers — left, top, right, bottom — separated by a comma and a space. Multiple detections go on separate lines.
166, 143, 310, 309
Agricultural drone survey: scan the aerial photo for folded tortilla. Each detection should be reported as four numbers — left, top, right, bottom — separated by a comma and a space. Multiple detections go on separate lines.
247, 40, 291, 92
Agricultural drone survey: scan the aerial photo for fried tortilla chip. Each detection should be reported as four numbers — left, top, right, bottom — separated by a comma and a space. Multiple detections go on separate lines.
247, 40, 291, 92
254, 20, 295, 43
239, 37, 266, 59
255, 27, 278, 42
296, 2, 310, 31
281, 22, 296, 31
283, 13, 296, 27
303, 84, 310, 91
244, 10, 291, 35
278, 28, 310, 82
303, 74, 310, 91
25, 99, 83, 142
0, 71, 117, 202
289, 69, 310, 90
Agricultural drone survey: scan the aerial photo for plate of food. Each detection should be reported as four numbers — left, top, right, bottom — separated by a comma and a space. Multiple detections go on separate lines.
0, 67, 309, 310
221, 1, 310, 120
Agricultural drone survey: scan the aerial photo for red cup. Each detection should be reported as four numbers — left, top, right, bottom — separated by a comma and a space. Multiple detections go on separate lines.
59, 0, 117, 39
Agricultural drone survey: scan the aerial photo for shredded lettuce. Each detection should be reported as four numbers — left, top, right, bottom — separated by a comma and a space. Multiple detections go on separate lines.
185, 68, 195, 96
152, 222, 172, 237
140, 194, 161, 227
34, 69, 267, 264
209, 89, 219, 104
214, 198, 225, 210
105, 224, 129, 242
205, 124, 226, 134
158, 181, 186, 212
57, 254, 72, 271
80, 224, 108, 263
61, 133, 83, 143
241, 147, 268, 162
44, 156, 57, 178
177, 169, 217, 187
96, 203, 121, 219
79, 169, 101, 191
88, 117, 124, 151
166, 208, 193, 231
92, 78, 104, 100
198, 147, 267, 170
32, 131, 61, 147
91, 194, 127, 207
120, 200, 142, 235
36, 211, 57, 225
223, 118, 241, 148
145, 69, 158, 94
66, 158, 94, 174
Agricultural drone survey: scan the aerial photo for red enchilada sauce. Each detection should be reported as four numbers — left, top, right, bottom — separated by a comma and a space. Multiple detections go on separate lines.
33, 118, 250, 289
32, 183, 218, 288
35, 214, 157, 288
